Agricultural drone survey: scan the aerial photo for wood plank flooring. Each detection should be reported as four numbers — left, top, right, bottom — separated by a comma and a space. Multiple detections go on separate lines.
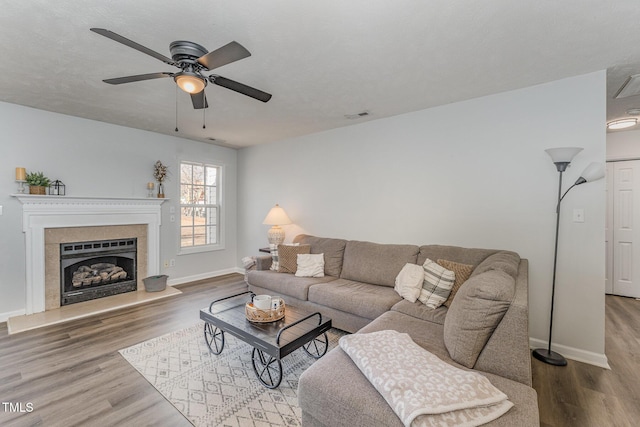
1, 273, 638, 426
533, 295, 640, 427
0, 274, 247, 427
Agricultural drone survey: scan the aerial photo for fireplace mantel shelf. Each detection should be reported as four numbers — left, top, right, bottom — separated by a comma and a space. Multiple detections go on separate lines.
12, 194, 169, 204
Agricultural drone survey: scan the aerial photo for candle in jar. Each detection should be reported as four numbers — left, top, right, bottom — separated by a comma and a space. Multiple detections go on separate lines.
147, 182, 154, 190
15, 167, 26, 181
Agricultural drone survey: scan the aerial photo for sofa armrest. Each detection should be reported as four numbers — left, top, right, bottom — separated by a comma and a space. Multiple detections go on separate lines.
256, 255, 272, 271
474, 259, 532, 386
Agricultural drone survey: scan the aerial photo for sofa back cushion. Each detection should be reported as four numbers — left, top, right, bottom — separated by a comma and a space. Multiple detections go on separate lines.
471, 251, 521, 279
443, 269, 515, 368
418, 245, 499, 268
340, 240, 419, 287
293, 234, 347, 277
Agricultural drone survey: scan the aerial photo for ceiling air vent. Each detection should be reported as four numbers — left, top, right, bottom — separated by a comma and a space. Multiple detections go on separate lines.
344, 110, 371, 120
614, 74, 640, 99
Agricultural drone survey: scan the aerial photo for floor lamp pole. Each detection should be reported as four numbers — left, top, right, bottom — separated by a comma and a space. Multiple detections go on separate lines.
532, 167, 568, 366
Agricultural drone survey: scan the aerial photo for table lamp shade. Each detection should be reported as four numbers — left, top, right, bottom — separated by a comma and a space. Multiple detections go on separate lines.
263, 204, 292, 226
263, 204, 292, 245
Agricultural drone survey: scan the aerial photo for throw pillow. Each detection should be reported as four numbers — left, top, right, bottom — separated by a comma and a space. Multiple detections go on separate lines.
437, 259, 474, 308
269, 243, 280, 271
419, 258, 455, 309
394, 263, 424, 303
277, 244, 311, 274
269, 243, 299, 271
296, 253, 325, 277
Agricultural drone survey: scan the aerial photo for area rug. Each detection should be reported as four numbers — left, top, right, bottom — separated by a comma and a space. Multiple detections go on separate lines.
119, 321, 345, 426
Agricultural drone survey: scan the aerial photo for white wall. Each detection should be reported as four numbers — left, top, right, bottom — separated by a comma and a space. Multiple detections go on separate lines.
0, 102, 238, 319
607, 128, 640, 160
238, 71, 608, 366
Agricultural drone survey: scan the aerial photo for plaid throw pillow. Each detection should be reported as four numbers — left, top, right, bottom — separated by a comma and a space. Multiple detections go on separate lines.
269, 244, 280, 271
419, 258, 455, 309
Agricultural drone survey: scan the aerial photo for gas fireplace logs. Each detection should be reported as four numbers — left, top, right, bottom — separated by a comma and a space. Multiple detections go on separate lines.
71, 263, 128, 287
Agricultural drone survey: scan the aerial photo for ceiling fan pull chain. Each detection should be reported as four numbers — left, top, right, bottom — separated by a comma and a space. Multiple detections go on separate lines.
175, 86, 179, 132
203, 91, 206, 129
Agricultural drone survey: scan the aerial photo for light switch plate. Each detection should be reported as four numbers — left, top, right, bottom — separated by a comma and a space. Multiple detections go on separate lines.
573, 208, 585, 223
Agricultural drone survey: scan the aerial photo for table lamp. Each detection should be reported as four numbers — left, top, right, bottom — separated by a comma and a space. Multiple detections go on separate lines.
263, 204, 292, 245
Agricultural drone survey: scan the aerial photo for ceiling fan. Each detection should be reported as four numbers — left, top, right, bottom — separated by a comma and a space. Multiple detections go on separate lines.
90, 28, 272, 109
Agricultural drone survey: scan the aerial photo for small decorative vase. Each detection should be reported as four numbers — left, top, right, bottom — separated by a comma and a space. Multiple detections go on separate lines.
157, 182, 165, 198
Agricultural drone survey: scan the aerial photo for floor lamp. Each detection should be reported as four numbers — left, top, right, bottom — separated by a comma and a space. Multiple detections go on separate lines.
532, 147, 605, 366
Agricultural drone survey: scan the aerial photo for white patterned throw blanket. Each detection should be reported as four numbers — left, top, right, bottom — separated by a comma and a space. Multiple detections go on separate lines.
339, 330, 513, 427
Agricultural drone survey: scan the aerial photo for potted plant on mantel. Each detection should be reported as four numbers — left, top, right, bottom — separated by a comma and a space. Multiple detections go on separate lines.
25, 171, 51, 195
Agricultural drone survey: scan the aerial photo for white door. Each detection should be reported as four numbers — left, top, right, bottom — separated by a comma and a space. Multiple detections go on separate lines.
611, 160, 640, 298
605, 162, 613, 294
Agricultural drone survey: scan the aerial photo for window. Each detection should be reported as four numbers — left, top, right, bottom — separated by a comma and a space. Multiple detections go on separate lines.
180, 161, 221, 251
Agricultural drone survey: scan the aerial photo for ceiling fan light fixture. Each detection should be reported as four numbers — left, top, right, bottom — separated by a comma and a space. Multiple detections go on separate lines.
175, 72, 206, 94
607, 118, 638, 130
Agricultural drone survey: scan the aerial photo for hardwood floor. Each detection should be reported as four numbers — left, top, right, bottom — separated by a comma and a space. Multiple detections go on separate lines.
0, 274, 247, 427
1, 274, 638, 426
533, 295, 640, 427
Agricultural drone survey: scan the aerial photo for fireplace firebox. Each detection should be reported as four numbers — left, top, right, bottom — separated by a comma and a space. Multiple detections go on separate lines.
60, 238, 137, 306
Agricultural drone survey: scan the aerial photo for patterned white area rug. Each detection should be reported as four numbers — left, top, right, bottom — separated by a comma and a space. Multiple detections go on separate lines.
119, 322, 345, 427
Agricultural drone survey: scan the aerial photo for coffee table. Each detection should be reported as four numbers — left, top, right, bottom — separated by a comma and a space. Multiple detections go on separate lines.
200, 290, 332, 388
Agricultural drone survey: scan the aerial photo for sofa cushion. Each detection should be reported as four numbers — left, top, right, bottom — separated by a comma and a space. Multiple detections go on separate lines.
472, 251, 521, 279
308, 279, 402, 320
340, 240, 419, 287
438, 259, 474, 307
391, 300, 448, 325
300, 345, 539, 427
300, 310, 539, 427
293, 235, 347, 277
247, 269, 336, 301
444, 269, 515, 368
393, 263, 424, 303
277, 244, 310, 274
296, 253, 325, 277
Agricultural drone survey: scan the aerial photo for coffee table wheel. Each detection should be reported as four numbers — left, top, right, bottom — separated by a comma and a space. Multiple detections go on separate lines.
303, 332, 328, 359
204, 323, 225, 355
251, 348, 283, 389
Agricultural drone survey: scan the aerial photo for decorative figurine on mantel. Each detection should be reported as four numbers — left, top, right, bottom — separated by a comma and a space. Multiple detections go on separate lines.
49, 180, 66, 196
154, 160, 168, 198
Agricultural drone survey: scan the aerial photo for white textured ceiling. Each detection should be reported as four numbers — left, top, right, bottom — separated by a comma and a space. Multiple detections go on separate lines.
1, 1, 640, 147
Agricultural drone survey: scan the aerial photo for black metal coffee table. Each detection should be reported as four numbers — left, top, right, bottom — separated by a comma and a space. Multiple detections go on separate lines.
200, 291, 332, 388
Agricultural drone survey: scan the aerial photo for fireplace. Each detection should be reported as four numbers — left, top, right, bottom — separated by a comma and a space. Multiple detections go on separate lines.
60, 238, 137, 306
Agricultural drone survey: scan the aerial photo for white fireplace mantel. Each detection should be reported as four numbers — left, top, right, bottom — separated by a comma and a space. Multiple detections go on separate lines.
12, 195, 167, 314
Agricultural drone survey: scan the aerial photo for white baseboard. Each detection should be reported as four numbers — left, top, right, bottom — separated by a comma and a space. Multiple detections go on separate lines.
529, 337, 610, 369
0, 309, 26, 324
167, 267, 244, 286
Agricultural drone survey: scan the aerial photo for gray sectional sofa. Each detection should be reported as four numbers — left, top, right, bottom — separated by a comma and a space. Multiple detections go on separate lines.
246, 234, 539, 426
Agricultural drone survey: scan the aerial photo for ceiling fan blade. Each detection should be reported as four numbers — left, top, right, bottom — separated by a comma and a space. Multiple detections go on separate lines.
90, 28, 177, 66
197, 41, 251, 70
103, 72, 173, 85
190, 91, 209, 109
210, 76, 272, 103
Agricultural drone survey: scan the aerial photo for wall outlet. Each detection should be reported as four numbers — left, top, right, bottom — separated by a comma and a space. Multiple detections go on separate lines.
163, 260, 169, 268
169, 259, 175, 267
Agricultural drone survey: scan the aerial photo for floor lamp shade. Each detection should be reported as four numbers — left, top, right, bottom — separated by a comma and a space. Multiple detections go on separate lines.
545, 147, 583, 171
263, 204, 292, 245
